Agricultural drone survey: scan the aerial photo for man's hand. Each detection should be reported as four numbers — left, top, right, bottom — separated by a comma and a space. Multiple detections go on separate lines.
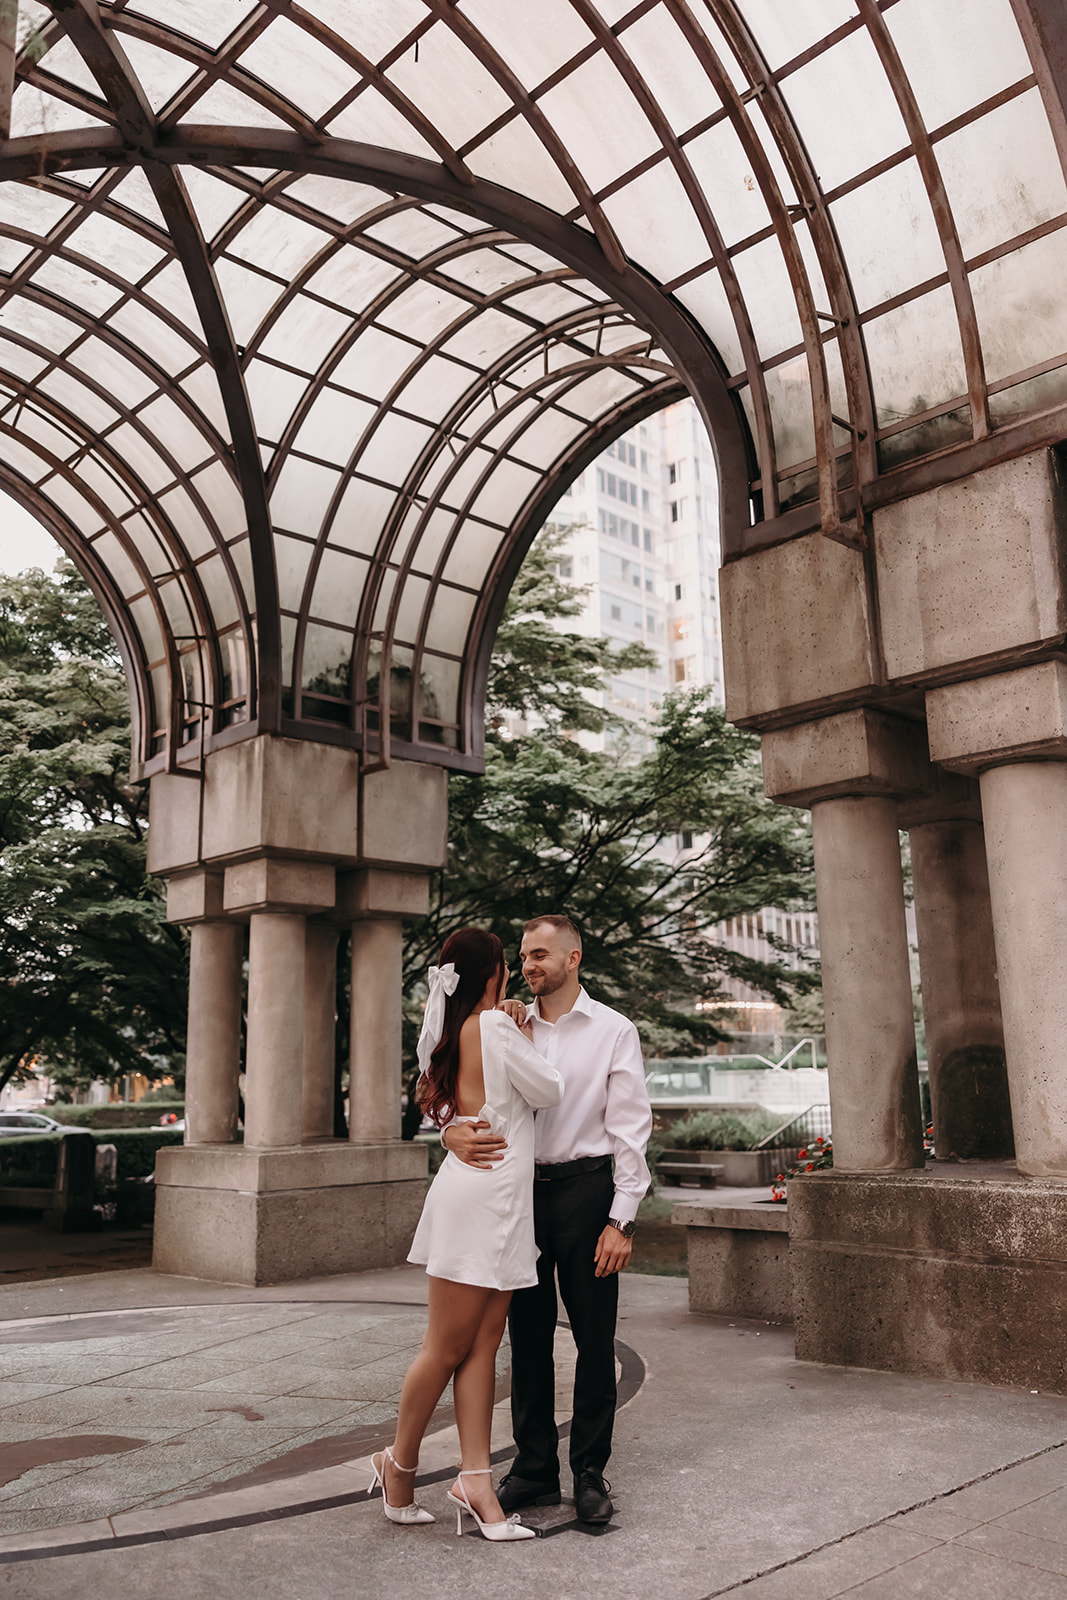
443, 1119, 507, 1168
593, 1225, 633, 1278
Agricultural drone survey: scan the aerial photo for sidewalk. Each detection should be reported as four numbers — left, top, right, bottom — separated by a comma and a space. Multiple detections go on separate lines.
1, 1263, 1066, 1599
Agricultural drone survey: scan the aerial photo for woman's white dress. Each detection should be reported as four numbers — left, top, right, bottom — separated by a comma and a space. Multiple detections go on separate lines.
408, 1009, 563, 1290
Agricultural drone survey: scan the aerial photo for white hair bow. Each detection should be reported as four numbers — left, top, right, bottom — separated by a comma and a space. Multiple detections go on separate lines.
416, 962, 460, 1076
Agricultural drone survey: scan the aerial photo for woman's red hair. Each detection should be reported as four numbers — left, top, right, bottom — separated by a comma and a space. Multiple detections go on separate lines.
416, 927, 505, 1128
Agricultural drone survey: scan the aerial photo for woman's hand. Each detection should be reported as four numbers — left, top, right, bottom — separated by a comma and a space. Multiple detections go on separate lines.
497, 998, 527, 1026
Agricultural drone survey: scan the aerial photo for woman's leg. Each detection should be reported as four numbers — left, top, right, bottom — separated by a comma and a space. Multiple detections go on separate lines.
449, 1289, 512, 1522
383, 1276, 493, 1507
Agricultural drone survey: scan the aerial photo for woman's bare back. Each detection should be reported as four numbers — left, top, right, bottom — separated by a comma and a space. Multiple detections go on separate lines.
453, 1011, 487, 1117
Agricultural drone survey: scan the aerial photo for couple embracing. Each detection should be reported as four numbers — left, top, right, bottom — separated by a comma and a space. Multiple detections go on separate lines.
368, 914, 653, 1542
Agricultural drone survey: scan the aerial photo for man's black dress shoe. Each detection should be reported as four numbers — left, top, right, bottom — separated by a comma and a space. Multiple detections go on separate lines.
497, 1472, 562, 1512
574, 1470, 613, 1523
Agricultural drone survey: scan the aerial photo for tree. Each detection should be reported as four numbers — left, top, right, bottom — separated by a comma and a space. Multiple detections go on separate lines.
402, 529, 818, 1057
0, 561, 188, 1096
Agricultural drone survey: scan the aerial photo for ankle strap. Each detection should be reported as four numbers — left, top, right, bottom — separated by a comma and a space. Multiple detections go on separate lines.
384, 1446, 417, 1473
457, 1467, 492, 1476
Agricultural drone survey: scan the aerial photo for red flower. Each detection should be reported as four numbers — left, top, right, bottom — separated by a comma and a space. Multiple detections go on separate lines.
805, 1162, 814, 1171
814, 1136, 825, 1146
797, 1149, 808, 1159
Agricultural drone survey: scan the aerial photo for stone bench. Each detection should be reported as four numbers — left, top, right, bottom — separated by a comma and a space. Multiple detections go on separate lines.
672, 1195, 792, 1322
656, 1154, 724, 1188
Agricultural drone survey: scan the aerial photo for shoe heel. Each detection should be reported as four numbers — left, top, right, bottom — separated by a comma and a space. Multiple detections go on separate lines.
455, 1506, 464, 1537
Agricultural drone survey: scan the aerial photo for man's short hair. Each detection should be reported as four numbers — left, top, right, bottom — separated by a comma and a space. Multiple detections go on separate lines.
522, 913, 583, 952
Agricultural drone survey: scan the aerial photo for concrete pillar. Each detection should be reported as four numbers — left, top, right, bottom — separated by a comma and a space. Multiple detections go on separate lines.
349, 916, 402, 1142
302, 920, 338, 1141
978, 761, 1067, 1179
244, 912, 306, 1149
908, 817, 1012, 1160
811, 795, 924, 1171
184, 920, 244, 1146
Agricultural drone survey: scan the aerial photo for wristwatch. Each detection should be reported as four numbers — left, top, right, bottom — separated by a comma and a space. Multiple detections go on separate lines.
608, 1217, 636, 1238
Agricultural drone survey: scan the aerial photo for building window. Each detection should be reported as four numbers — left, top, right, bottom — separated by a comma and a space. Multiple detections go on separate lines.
668, 463, 677, 484
681, 830, 693, 850
670, 501, 679, 522
674, 582, 683, 601
631, 525, 639, 546
672, 618, 691, 641
644, 528, 652, 551
642, 489, 650, 512
640, 450, 648, 473
672, 659, 686, 683
611, 603, 622, 621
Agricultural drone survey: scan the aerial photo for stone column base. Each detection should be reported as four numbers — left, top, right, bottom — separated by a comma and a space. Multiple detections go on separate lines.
152, 1142, 428, 1286
789, 1169, 1067, 1393
672, 1196, 792, 1322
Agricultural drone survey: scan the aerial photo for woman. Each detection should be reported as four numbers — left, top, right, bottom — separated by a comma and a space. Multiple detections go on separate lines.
368, 927, 563, 1542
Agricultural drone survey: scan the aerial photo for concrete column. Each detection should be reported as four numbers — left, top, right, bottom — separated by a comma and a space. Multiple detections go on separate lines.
184, 920, 244, 1146
811, 795, 924, 1171
979, 761, 1067, 1179
302, 921, 338, 1141
909, 818, 1012, 1160
349, 917, 402, 1142
244, 912, 305, 1149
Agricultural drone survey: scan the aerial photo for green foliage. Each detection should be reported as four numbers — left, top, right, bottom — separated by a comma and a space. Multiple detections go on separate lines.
0, 1132, 59, 1188
0, 562, 189, 1096
49, 1101, 184, 1130
403, 533, 817, 1055
93, 1126, 183, 1180
666, 1109, 783, 1151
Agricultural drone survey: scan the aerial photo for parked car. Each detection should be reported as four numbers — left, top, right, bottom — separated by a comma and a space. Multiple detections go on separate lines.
0, 1111, 85, 1138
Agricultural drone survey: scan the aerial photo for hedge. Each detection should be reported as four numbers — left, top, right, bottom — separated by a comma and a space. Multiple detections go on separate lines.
47, 1101, 185, 1131
0, 1127, 184, 1189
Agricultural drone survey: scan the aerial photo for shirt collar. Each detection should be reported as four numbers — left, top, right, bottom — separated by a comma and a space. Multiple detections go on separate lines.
530, 985, 593, 1025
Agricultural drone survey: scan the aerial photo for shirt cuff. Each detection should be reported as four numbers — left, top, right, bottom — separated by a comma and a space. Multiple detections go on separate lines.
609, 1191, 641, 1226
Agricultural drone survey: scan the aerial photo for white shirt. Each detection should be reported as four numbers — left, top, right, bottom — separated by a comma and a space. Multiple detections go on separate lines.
526, 986, 652, 1226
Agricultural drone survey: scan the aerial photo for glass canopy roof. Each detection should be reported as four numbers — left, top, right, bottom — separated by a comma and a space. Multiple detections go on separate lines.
2, 0, 1065, 774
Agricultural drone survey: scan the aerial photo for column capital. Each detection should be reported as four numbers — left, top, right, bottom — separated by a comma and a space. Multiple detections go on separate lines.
761, 707, 933, 807
223, 856, 335, 915
165, 868, 226, 925
336, 866, 430, 921
927, 661, 1067, 773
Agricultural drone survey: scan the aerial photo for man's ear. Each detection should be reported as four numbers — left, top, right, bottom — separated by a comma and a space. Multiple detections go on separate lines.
568, 948, 582, 972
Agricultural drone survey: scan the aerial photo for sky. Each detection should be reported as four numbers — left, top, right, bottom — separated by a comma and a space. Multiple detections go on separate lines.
0, 492, 64, 574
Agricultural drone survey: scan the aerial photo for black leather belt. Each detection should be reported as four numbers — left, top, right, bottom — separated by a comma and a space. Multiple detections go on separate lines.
534, 1154, 611, 1182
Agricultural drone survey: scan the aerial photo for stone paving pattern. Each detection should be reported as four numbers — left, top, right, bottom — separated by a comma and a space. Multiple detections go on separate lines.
0, 1266, 1066, 1599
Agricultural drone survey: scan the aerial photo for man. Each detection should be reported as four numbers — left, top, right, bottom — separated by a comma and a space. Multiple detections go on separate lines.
441, 913, 652, 1525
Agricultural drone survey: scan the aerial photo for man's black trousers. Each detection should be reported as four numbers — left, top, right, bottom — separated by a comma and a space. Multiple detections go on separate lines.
507, 1163, 618, 1485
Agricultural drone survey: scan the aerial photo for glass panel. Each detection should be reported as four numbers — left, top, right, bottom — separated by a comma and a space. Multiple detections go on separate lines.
256, 296, 353, 373
227, 535, 255, 608
12, 404, 79, 461
220, 627, 249, 704
213, 258, 285, 347
782, 30, 910, 194
274, 532, 315, 612
538, 55, 662, 194
332, 475, 399, 554
280, 612, 297, 686
124, 0, 240, 50
118, 33, 197, 112
729, 236, 803, 358
304, 246, 402, 315
354, 412, 433, 483
245, 359, 309, 445
440, 521, 501, 588
471, 461, 541, 525
512, 404, 586, 465
65, 212, 167, 280
877, 405, 971, 469
31, 256, 124, 317
886, 0, 1032, 130
742, 0, 857, 72
188, 461, 245, 542
937, 91, 1067, 262
363, 207, 462, 260
148, 664, 169, 729
830, 157, 945, 311
155, 484, 217, 561
392, 573, 430, 645
374, 280, 470, 343
424, 583, 478, 653
37, 368, 119, 434
0, 182, 72, 236
137, 394, 212, 473
418, 652, 461, 727
0, 434, 50, 486
227, 206, 331, 281
308, 545, 370, 627
43, 473, 107, 537
687, 120, 771, 250
467, 116, 577, 214
143, 260, 206, 339
66, 336, 160, 409
75, 455, 136, 516
128, 593, 165, 666
0, 296, 81, 354
292, 386, 375, 466
503, 282, 593, 324
10, 86, 108, 139
104, 423, 174, 492
406, 506, 456, 575
239, 17, 362, 121
302, 623, 353, 697
284, 174, 391, 226
300, 0, 425, 63
989, 366, 1067, 425
618, 9, 721, 132
0, 334, 48, 382
121, 512, 173, 579
181, 364, 229, 437
178, 165, 248, 240
863, 284, 967, 427
386, 21, 513, 149
327, 87, 438, 161
461, 0, 594, 88
437, 246, 530, 294
191, 553, 240, 630
331, 325, 420, 400
182, 78, 295, 132
271, 457, 342, 536
433, 444, 497, 512
439, 307, 526, 364
92, 530, 143, 599
157, 574, 194, 636
970, 231, 1067, 385
108, 300, 198, 374
395, 353, 477, 419
764, 354, 816, 471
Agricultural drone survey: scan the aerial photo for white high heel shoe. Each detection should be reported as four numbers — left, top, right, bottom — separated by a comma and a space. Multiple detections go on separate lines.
446, 1468, 536, 1541
367, 1446, 435, 1525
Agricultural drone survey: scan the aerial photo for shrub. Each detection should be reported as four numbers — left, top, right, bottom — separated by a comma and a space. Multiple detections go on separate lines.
49, 1101, 185, 1131
667, 1109, 783, 1151
92, 1127, 183, 1180
0, 1132, 62, 1189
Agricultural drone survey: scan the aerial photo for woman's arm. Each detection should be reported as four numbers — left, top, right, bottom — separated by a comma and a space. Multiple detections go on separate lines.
497, 1013, 563, 1109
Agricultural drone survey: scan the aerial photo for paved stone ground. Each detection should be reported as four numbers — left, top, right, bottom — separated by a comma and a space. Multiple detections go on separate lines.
1, 1255, 1067, 1597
